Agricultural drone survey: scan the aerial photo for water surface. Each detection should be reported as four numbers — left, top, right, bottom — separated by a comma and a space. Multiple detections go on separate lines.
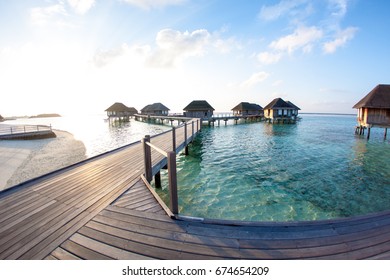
156, 115, 390, 221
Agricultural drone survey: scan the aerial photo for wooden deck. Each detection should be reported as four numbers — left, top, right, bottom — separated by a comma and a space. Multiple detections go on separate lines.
44, 177, 390, 260
1, 118, 390, 260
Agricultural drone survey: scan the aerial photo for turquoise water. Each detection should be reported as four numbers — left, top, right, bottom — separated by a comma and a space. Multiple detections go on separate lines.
156, 115, 390, 221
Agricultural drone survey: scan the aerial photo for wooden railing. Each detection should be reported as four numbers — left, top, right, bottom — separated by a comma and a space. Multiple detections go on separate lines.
142, 119, 200, 215
0, 124, 52, 136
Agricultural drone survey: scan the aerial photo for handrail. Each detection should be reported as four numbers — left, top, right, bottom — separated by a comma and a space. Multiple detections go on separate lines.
0, 124, 52, 136
141, 118, 200, 215
142, 135, 179, 215
145, 141, 168, 157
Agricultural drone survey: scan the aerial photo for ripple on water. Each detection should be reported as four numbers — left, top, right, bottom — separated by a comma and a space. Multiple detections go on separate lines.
155, 116, 390, 221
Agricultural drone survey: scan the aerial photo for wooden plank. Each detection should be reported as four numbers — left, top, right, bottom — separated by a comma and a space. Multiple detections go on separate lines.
92, 214, 240, 249
60, 240, 112, 260
50, 247, 81, 260
70, 233, 154, 260
17, 177, 141, 260
44, 255, 58, 260
0, 204, 76, 259
85, 220, 243, 258
0, 197, 56, 233
78, 226, 225, 260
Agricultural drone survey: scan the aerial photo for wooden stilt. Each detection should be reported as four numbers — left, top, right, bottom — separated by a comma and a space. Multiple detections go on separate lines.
167, 151, 178, 215
155, 171, 161, 188
367, 127, 371, 140
184, 145, 189, 156
385, 128, 388, 140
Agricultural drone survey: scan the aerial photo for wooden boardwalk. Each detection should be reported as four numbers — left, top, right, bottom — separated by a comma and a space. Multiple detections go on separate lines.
45, 177, 390, 260
1, 118, 390, 259
0, 120, 198, 260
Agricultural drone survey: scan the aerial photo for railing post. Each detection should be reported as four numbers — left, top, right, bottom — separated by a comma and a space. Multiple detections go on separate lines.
167, 151, 178, 215
192, 121, 194, 139
172, 126, 176, 152
142, 135, 152, 182
184, 122, 187, 146
10, 127, 13, 134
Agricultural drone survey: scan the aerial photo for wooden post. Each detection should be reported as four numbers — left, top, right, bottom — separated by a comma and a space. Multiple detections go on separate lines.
192, 121, 194, 139
367, 127, 371, 140
184, 122, 187, 145
184, 122, 189, 155
172, 126, 176, 152
142, 135, 152, 182
167, 151, 178, 215
385, 128, 388, 140
155, 171, 161, 188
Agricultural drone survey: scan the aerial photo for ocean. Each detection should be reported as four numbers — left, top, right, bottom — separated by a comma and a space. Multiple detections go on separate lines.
154, 114, 390, 221
3, 114, 390, 222
3, 114, 171, 157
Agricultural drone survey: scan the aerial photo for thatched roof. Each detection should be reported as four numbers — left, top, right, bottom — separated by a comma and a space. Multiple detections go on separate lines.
0, 114, 4, 121
264, 98, 294, 110
105, 102, 137, 113
353, 84, 390, 109
141, 103, 170, 112
286, 101, 301, 110
231, 102, 263, 111
183, 100, 214, 111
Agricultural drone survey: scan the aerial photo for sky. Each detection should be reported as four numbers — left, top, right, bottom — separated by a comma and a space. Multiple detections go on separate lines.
0, 0, 389, 116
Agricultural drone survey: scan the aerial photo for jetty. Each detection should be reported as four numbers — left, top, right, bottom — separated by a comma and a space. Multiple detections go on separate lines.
1, 117, 390, 259
0, 124, 55, 140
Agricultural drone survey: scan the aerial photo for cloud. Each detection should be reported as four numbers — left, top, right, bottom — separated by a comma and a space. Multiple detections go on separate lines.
93, 44, 129, 67
323, 27, 358, 53
328, 0, 349, 17
92, 28, 216, 68
67, 0, 95, 15
147, 29, 210, 67
92, 44, 151, 67
257, 51, 283, 65
240, 72, 269, 88
30, 0, 95, 27
255, 0, 357, 64
121, 0, 186, 10
258, 0, 310, 21
30, 4, 68, 25
270, 26, 323, 54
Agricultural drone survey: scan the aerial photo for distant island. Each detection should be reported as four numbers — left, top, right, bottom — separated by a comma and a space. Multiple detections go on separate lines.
29, 113, 61, 119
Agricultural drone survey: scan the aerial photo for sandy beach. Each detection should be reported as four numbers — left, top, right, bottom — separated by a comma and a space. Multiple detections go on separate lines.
0, 130, 86, 192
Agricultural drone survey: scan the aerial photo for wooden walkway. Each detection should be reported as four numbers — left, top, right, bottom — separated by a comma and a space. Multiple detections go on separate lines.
45, 177, 390, 260
1, 118, 390, 259
0, 120, 198, 260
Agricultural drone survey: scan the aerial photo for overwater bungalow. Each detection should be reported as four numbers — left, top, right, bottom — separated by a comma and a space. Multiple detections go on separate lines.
353, 84, 390, 139
264, 98, 300, 123
231, 102, 263, 116
141, 103, 170, 116
183, 100, 214, 121
105, 102, 138, 121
